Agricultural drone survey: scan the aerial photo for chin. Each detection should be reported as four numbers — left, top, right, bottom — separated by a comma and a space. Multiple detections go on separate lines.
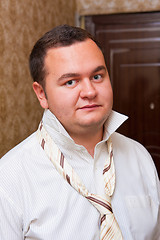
79, 118, 105, 128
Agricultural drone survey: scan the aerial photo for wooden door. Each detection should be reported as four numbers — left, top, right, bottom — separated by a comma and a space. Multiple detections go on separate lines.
85, 12, 160, 176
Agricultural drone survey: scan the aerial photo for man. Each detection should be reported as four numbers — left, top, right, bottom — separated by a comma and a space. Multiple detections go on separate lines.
0, 25, 160, 240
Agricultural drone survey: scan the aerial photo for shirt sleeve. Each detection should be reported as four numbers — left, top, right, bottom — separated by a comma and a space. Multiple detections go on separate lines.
153, 172, 160, 239
0, 188, 23, 240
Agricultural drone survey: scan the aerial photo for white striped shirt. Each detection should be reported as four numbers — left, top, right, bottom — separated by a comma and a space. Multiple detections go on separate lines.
0, 109, 160, 239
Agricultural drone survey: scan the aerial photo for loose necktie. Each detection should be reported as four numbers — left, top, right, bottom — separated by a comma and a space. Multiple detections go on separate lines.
37, 121, 123, 239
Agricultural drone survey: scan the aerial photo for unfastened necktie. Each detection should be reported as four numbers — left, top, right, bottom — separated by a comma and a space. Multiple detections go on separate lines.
37, 121, 123, 239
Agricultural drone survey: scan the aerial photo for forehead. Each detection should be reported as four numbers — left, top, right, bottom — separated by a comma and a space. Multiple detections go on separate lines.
44, 39, 106, 75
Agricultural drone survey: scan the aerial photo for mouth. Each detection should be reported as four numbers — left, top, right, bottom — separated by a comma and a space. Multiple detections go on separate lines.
78, 104, 101, 110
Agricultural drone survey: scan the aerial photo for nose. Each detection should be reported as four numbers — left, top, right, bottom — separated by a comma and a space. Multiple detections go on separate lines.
80, 78, 97, 99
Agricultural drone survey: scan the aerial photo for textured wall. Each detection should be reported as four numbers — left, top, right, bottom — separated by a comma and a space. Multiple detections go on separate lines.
77, 0, 160, 15
0, 0, 76, 157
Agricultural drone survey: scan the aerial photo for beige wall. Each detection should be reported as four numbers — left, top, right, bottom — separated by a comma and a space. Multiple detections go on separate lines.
77, 0, 160, 15
0, 0, 76, 157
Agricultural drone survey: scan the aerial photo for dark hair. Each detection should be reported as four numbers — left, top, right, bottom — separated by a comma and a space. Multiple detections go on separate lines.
29, 24, 101, 88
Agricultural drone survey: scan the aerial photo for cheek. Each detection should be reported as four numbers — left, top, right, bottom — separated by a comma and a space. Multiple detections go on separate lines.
48, 94, 75, 117
99, 84, 113, 102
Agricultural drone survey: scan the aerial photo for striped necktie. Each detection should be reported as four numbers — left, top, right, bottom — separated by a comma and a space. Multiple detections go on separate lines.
37, 121, 123, 239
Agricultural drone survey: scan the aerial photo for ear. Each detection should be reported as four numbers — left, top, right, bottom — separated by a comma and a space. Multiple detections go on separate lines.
32, 82, 49, 109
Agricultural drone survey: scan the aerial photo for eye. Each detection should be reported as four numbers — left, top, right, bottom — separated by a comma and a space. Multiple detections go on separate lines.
65, 80, 77, 86
93, 74, 102, 81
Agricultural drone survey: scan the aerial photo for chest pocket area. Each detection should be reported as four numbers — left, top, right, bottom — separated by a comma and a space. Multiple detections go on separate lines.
125, 195, 158, 239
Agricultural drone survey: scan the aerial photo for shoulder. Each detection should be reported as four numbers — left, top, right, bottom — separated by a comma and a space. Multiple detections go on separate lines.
0, 132, 38, 208
0, 131, 48, 206
112, 132, 158, 176
111, 133, 160, 203
0, 132, 39, 167
0, 131, 44, 189
111, 132, 150, 158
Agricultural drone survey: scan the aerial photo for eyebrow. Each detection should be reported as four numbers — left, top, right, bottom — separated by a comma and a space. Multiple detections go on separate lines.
58, 65, 106, 82
58, 73, 80, 82
92, 65, 106, 73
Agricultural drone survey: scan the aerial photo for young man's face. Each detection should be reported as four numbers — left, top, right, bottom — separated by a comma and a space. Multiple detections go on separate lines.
34, 39, 113, 137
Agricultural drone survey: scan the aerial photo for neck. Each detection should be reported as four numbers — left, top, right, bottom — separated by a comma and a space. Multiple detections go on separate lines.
69, 127, 104, 158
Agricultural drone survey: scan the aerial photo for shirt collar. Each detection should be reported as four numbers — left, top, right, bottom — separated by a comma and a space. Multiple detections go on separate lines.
103, 110, 128, 141
42, 109, 73, 141
42, 109, 128, 143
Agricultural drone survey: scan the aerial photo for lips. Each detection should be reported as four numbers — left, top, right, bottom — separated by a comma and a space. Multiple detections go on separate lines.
78, 104, 101, 110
